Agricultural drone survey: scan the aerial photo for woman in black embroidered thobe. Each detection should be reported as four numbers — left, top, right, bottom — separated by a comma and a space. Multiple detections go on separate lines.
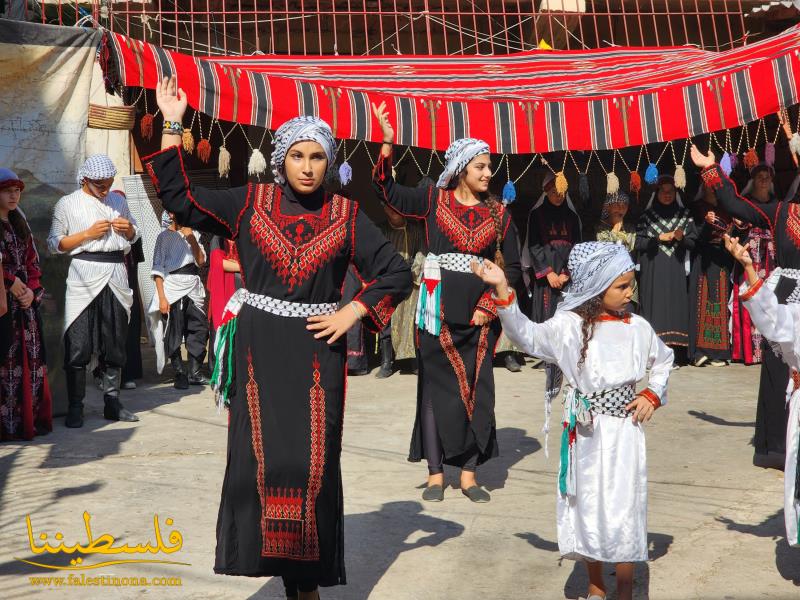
372, 102, 521, 503
688, 185, 736, 366
635, 175, 697, 358
148, 78, 411, 599
525, 171, 582, 323
692, 146, 799, 470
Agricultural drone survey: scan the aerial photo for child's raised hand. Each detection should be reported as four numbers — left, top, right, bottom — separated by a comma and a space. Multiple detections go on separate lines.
626, 395, 656, 424
471, 259, 507, 289
723, 234, 753, 267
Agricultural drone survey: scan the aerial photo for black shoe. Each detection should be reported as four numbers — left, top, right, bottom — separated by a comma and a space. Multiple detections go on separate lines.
65, 403, 84, 428
65, 368, 86, 428
174, 373, 190, 389
461, 485, 491, 503
348, 368, 369, 376
503, 353, 522, 372
188, 357, 209, 385
422, 484, 444, 502
411, 358, 419, 375
375, 338, 394, 379
103, 395, 139, 422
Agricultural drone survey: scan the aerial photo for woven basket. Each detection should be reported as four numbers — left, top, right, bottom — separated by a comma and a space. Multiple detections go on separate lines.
88, 103, 136, 130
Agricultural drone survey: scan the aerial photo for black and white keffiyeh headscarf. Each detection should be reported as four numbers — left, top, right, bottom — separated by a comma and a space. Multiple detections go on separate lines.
77, 154, 117, 186
556, 241, 636, 313
270, 116, 337, 185
436, 138, 491, 189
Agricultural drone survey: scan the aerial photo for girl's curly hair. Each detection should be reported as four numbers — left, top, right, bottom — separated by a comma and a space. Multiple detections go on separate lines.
572, 295, 605, 369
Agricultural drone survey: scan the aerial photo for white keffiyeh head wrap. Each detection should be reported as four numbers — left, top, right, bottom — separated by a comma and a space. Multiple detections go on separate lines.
77, 154, 117, 186
161, 210, 174, 230
556, 241, 636, 313
436, 138, 490, 189
270, 116, 337, 185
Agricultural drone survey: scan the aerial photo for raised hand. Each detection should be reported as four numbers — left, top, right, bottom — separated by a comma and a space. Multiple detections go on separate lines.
371, 101, 395, 144
723, 234, 753, 268
690, 144, 715, 169
156, 76, 188, 123
470, 259, 509, 295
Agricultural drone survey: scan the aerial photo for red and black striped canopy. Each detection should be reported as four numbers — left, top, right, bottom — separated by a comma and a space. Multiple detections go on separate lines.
106, 25, 800, 153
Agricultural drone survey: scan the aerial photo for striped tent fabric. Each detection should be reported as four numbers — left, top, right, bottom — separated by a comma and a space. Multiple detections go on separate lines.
104, 26, 800, 153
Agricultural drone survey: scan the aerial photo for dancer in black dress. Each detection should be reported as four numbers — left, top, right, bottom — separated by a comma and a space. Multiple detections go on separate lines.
147, 77, 411, 599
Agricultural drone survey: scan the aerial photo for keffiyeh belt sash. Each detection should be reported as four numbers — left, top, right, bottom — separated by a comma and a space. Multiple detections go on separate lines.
210, 289, 337, 409
415, 252, 484, 336
559, 384, 635, 497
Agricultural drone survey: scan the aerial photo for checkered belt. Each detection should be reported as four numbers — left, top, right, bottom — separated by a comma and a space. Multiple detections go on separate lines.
582, 384, 635, 418
438, 252, 483, 273
778, 268, 800, 304
223, 288, 337, 319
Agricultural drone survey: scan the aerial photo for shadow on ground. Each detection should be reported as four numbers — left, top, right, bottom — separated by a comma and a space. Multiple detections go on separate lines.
248, 500, 464, 600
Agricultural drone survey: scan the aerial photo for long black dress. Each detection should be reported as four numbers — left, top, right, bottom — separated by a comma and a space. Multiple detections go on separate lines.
703, 164, 797, 457
688, 202, 735, 362
144, 146, 411, 586
526, 199, 581, 322
635, 200, 698, 347
372, 152, 521, 468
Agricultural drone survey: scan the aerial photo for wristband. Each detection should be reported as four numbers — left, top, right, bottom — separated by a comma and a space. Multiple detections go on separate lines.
163, 120, 184, 135
739, 277, 763, 302
639, 388, 661, 409
491, 289, 516, 307
349, 301, 363, 320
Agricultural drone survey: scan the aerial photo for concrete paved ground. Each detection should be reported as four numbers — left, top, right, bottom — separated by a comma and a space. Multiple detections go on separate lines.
1, 360, 798, 599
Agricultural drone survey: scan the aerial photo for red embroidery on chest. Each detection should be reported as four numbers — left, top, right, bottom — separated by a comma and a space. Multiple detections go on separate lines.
786, 203, 800, 250
250, 184, 350, 291
435, 191, 498, 253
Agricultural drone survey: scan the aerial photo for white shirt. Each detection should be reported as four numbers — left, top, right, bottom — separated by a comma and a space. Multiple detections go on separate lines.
497, 301, 673, 402
47, 190, 141, 332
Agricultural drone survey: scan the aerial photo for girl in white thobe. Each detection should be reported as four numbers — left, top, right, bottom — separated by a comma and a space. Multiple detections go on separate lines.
733, 239, 800, 547
476, 241, 672, 598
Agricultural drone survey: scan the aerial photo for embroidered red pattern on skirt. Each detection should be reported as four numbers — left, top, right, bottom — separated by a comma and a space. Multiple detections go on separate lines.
303, 354, 326, 560
250, 184, 350, 291
439, 323, 474, 419
787, 203, 800, 250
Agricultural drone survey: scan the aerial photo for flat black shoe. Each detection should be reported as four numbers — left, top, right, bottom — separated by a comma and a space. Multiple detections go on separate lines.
375, 365, 393, 379
503, 354, 522, 372
348, 368, 369, 376
104, 405, 139, 422
174, 373, 190, 389
461, 485, 491, 503
189, 374, 209, 385
65, 405, 84, 428
422, 484, 444, 502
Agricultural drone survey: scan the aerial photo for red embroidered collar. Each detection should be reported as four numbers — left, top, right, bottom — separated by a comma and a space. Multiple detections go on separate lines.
596, 313, 631, 324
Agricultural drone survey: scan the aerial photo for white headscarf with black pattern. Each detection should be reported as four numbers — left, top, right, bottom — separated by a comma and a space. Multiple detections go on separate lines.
436, 137, 491, 189
77, 154, 117, 187
557, 241, 636, 313
270, 116, 337, 185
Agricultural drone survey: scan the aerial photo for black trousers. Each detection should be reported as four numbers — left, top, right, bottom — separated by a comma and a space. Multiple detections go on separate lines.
165, 296, 208, 363
64, 286, 128, 370
122, 260, 143, 381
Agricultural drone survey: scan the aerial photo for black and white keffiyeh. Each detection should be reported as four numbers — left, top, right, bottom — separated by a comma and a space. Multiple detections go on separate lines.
270, 116, 337, 185
77, 154, 117, 186
556, 241, 635, 313
436, 137, 490, 189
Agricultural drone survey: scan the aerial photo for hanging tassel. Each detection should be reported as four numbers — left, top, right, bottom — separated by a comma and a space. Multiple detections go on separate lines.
629, 171, 642, 197
417, 175, 435, 189
790, 132, 800, 156
578, 172, 590, 202
502, 179, 517, 204
181, 129, 195, 154
606, 171, 620, 196
338, 161, 353, 186
720, 152, 733, 176
555, 171, 568, 197
248, 148, 267, 176
744, 147, 759, 170
196, 138, 212, 163
218, 145, 231, 178
729, 152, 738, 172
674, 165, 687, 190
765, 142, 776, 168
140, 113, 154, 141
644, 162, 659, 184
